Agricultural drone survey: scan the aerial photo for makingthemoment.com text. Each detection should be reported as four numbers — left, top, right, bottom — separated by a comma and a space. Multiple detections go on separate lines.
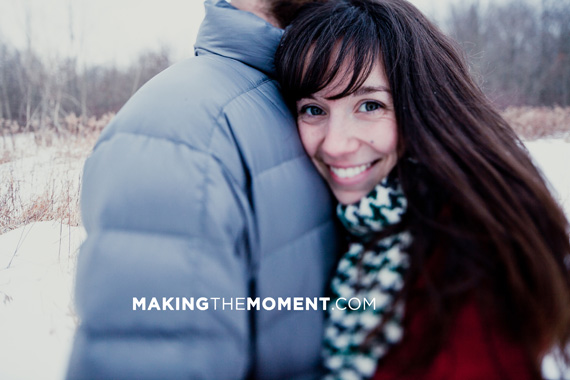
133, 297, 376, 311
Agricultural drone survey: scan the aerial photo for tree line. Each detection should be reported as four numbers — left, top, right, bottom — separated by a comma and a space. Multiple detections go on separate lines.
447, 0, 569, 107
0, 45, 171, 132
0, 0, 569, 134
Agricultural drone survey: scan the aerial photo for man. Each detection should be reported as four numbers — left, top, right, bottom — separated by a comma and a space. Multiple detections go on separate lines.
66, 0, 337, 379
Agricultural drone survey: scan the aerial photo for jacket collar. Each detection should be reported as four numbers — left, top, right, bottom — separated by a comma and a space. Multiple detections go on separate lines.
194, 0, 284, 77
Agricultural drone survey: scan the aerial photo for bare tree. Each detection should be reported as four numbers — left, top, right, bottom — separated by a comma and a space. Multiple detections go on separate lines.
447, 0, 570, 107
0, 0, 174, 129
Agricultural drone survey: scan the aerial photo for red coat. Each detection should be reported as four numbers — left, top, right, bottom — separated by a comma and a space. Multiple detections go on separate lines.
373, 295, 533, 380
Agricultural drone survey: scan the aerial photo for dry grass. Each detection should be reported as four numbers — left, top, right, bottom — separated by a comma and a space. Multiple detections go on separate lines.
0, 145, 82, 234
502, 106, 570, 141
0, 114, 112, 234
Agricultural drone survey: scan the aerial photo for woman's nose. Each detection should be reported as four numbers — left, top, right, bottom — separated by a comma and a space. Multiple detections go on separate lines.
319, 117, 359, 159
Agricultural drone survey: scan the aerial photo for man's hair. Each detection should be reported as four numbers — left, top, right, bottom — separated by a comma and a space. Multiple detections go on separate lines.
268, 0, 326, 27
276, 0, 570, 375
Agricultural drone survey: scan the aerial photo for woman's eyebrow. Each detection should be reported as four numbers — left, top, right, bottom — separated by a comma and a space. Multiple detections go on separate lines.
298, 85, 391, 102
353, 85, 391, 96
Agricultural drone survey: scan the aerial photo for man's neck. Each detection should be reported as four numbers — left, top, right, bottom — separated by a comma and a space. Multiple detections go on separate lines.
229, 0, 281, 28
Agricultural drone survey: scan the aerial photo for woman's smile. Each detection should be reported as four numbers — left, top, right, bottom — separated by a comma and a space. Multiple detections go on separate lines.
329, 161, 373, 179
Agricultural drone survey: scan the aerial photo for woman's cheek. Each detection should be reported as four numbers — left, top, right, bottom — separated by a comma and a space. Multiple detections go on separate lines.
298, 124, 321, 156
368, 121, 398, 154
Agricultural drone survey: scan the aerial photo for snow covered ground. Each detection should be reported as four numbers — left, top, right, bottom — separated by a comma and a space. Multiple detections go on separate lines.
0, 222, 84, 380
0, 138, 569, 379
527, 139, 570, 380
526, 139, 570, 219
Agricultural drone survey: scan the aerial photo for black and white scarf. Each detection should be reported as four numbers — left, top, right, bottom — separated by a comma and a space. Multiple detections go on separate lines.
323, 173, 412, 380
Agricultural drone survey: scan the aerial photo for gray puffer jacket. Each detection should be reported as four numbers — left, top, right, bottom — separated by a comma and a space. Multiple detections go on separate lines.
66, 1, 337, 379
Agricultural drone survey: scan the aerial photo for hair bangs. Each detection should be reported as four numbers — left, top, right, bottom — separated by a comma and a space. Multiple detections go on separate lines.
276, 1, 381, 108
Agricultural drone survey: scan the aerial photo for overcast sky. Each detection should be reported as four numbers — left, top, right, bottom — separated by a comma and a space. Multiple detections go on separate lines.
0, 0, 452, 67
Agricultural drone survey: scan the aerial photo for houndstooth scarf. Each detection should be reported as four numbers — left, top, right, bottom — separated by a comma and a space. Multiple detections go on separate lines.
322, 173, 412, 380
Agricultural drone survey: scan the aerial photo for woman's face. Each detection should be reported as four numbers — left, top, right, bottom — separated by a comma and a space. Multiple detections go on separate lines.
296, 61, 399, 205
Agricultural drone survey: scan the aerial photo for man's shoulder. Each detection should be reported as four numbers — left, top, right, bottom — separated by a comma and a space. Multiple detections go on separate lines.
143, 55, 279, 113
101, 55, 284, 140
93, 54, 294, 184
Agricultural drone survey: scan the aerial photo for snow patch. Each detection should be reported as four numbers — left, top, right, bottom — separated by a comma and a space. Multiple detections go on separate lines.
0, 222, 85, 380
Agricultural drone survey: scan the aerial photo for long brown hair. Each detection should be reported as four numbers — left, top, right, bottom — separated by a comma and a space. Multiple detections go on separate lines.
275, 0, 570, 375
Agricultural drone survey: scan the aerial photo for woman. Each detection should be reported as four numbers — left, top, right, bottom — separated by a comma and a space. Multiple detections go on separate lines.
275, 0, 570, 379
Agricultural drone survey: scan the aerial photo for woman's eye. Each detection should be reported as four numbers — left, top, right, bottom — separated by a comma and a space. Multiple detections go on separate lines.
358, 101, 383, 112
300, 105, 325, 116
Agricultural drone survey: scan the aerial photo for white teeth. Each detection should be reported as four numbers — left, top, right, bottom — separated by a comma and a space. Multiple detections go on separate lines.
330, 163, 372, 179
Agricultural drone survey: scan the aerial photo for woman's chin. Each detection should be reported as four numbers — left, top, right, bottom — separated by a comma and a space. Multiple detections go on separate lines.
333, 189, 370, 205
